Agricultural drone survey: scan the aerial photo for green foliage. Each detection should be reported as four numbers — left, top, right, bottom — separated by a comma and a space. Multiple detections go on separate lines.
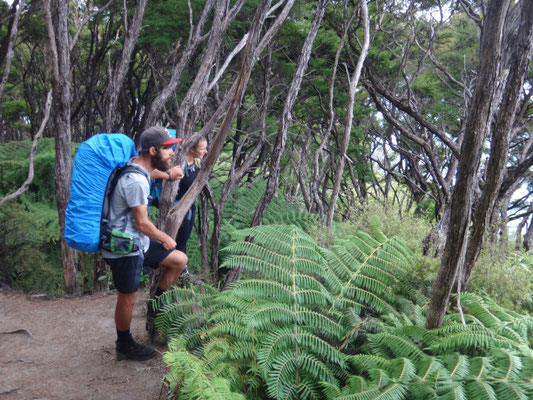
470, 248, 533, 313
335, 198, 432, 255
158, 223, 533, 399
0, 139, 83, 295
159, 224, 413, 399
163, 337, 246, 400
139, 0, 200, 52
0, 100, 30, 125
0, 202, 62, 295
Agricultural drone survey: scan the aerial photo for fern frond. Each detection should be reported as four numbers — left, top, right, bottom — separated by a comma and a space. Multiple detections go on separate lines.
243, 304, 344, 340
349, 354, 392, 372
257, 327, 346, 371
368, 382, 408, 400
389, 357, 417, 381
208, 321, 251, 341
266, 351, 338, 400
209, 307, 247, 325
229, 279, 294, 302
369, 332, 426, 362
518, 355, 533, 381
320, 380, 343, 399
491, 349, 523, 381
440, 353, 470, 379
436, 384, 467, 400
465, 378, 496, 400
415, 355, 444, 382
335, 387, 383, 400
163, 338, 245, 400
492, 381, 530, 400
429, 326, 519, 353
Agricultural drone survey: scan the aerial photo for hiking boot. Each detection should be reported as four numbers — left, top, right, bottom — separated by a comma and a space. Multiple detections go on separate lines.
116, 339, 157, 361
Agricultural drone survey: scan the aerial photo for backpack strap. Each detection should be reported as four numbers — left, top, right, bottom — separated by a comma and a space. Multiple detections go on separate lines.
100, 165, 144, 245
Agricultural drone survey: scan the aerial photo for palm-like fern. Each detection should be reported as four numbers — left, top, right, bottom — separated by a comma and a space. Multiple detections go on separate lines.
158, 224, 413, 399
158, 224, 533, 400
222, 181, 317, 231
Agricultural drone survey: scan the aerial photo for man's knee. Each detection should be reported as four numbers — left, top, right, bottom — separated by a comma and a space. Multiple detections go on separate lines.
117, 291, 138, 307
161, 250, 187, 272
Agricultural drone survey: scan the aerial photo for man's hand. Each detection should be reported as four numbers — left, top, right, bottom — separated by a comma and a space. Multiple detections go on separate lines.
151, 166, 184, 181
160, 234, 177, 250
168, 166, 184, 180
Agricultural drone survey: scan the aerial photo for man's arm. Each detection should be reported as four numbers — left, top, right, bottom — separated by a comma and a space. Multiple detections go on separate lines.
151, 166, 184, 181
131, 204, 177, 250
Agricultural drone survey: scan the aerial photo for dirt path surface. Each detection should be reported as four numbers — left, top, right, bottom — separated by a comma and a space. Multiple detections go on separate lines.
0, 287, 169, 400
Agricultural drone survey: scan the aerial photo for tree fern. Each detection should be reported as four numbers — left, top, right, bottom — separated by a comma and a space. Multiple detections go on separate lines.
157, 224, 415, 399
163, 337, 246, 400
222, 181, 317, 232
157, 223, 533, 399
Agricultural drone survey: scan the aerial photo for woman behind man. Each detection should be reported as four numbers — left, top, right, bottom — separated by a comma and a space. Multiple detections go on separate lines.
151, 136, 208, 253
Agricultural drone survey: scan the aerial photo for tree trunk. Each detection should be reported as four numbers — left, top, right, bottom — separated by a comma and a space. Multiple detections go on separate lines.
461, 0, 533, 289
199, 189, 210, 277
0, 0, 24, 103
516, 201, 533, 250
162, 0, 288, 242
103, 0, 147, 132
45, 0, 79, 295
92, 253, 108, 292
251, 0, 330, 227
524, 214, 533, 252
326, 0, 369, 228
426, 0, 510, 330
0, 90, 52, 207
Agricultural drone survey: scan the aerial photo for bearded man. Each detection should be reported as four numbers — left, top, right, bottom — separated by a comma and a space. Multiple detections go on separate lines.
101, 126, 187, 361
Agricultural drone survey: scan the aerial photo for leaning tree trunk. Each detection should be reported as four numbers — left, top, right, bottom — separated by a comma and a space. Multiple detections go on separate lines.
251, 0, 330, 227
162, 0, 293, 241
326, 0, 369, 228
103, 0, 147, 132
425, 0, 510, 330
0, 91, 52, 207
461, 0, 533, 289
145, 1, 281, 329
45, 0, 79, 295
219, 0, 328, 290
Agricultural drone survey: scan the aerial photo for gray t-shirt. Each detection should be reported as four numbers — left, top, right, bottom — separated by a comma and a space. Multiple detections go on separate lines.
100, 159, 151, 258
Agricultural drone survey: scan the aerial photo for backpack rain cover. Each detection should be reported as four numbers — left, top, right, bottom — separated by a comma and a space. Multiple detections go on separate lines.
65, 133, 137, 252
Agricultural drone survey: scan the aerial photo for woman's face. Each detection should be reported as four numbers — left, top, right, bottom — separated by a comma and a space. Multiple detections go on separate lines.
190, 140, 207, 159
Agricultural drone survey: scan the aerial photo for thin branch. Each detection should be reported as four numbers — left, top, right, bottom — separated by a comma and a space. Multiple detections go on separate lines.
70, 0, 113, 52
0, 0, 24, 102
0, 90, 53, 207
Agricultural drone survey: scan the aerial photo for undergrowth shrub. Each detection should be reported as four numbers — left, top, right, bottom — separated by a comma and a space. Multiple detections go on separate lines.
156, 224, 533, 400
0, 139, 80, 295
470, 246, 533, 313
330, 201, 438, 297
0, 202, 63, 295
335, 199, 432, 254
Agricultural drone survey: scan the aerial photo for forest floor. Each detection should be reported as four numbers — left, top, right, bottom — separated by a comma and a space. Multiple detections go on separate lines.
0, 285, 170, 400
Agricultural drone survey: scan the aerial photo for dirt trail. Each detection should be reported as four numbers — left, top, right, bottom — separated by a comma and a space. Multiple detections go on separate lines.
0, 287, 169, 400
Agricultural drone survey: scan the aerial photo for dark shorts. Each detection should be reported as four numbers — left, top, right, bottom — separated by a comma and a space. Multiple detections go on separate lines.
104, 239, 173, 294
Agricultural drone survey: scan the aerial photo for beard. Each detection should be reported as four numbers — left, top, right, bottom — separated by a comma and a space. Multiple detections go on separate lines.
151, 149, 171, 171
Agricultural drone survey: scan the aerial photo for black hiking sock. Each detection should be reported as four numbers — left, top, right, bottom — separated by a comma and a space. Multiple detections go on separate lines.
116, 328, 134, 344
154, 287, 164, 298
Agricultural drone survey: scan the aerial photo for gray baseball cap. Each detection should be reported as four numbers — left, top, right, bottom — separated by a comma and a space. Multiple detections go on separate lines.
139, 126, 182, 150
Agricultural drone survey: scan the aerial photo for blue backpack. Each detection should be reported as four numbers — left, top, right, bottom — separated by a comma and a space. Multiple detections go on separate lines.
65, 134, 137, 252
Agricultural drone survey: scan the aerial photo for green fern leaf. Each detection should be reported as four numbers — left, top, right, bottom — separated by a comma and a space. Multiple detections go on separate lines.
266, 351, 338, 400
